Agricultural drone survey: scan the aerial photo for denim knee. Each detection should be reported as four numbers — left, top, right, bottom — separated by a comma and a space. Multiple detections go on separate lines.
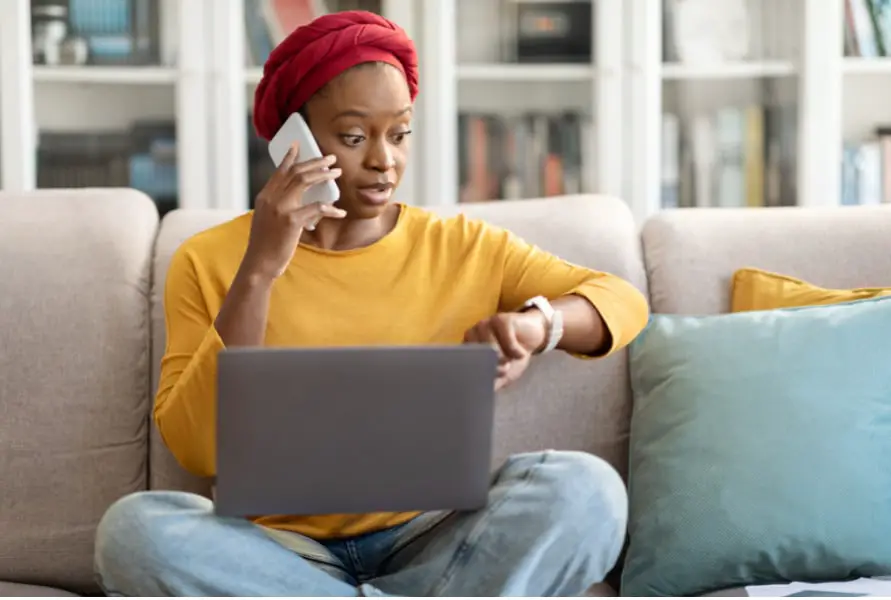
505, 450, 628, 541
94, 491, 212, 593
540, 451, 629, 579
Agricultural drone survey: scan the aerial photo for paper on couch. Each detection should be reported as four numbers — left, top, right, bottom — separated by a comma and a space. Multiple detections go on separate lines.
746, 577, 891, 597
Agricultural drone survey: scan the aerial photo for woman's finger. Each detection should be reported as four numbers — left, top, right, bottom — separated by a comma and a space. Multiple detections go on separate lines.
276, 169, 342, 211
292, 167, 342, 191
316, 203, 347, 218
296, 201, 347, 222
279, 142, 300, 171
290, 154, 337, 176
490, 316, 526, 360
299, 202, 347, 232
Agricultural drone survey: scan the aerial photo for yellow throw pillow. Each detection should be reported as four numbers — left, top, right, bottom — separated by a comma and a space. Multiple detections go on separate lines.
731, 267, 891, 312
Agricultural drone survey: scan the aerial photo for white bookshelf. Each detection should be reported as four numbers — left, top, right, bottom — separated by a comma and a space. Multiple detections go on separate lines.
456, 64, 596, 81
625, 0, 891, 222
0, 0, 36, 193
1, 0, 889, 223
660, 61, 797, 81
842, 57, 891, 74
447, 0, 623, 206
0, 0, 211, 210
32, 65, 178, 84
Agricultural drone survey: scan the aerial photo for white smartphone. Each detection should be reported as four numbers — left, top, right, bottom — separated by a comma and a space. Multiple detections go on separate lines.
268, 112, 340, 229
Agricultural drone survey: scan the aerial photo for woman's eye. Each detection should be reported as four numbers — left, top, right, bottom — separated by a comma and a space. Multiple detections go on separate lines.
391, 130, 412, 144
341, 135, 364, 147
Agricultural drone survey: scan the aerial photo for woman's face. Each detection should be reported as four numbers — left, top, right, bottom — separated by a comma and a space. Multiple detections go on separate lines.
303, 63, 412, 220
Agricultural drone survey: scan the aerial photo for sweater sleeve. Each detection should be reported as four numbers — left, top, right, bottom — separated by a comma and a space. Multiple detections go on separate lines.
153, 247, 225, 478
495, 228, 650, 357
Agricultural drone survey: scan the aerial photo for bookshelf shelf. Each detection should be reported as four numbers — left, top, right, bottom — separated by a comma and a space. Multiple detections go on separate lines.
456, 64, 595, 81
33, 66, 178, 85
842, 58, 891, 74
660, 60, 797, 80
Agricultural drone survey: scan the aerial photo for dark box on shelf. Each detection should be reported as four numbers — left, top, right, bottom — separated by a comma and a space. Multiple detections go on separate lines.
511, 0, 592, 63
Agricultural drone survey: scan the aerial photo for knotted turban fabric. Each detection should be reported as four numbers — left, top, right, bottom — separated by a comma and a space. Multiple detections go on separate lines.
253, 10, 419, 140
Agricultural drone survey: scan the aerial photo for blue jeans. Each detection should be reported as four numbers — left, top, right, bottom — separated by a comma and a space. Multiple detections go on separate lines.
94, 450, 627, 596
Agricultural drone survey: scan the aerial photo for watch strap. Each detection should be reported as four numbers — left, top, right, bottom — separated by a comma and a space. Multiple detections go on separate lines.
521, 295, 563, 353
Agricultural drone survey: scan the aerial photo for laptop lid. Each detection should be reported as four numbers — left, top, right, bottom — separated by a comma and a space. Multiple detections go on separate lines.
215, 345, 498, 518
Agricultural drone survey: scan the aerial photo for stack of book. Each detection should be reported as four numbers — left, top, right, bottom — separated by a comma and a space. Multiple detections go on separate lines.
660, 103, 798, 209
842, 127, 891, 205
37, 120, 178, 215
457, 110, 593, 203
844, 0, 891, 58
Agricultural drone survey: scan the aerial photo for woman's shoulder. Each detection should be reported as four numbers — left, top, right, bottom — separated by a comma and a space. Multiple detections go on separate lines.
401, 204, 501, 243
168, 212, 252, 273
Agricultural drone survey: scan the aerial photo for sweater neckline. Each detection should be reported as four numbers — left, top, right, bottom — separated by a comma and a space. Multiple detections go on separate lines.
295, 203, 409, 258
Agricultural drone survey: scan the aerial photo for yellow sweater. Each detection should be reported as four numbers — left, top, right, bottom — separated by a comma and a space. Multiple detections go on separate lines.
154, 204, 649, 540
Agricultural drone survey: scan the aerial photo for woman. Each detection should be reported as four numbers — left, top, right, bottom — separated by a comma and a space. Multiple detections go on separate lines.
94, 11, 650, 597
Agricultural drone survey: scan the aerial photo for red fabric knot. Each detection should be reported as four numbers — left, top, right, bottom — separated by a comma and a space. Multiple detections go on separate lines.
252, 10, 419, 140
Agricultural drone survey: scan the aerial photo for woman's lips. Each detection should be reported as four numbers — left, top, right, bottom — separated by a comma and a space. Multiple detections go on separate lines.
356, 185, 394, 205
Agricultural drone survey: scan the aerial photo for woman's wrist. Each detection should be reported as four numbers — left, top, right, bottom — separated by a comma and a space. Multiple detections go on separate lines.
236, 256, 278, 290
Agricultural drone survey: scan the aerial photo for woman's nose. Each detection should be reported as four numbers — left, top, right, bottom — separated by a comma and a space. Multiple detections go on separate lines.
366, 141, 396, 172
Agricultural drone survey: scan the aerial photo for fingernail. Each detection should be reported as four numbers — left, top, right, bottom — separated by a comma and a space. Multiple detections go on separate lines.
326, 154, 337, 163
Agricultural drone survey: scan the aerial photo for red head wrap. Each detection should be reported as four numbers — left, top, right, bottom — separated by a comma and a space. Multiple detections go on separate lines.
252, 10, 419, 140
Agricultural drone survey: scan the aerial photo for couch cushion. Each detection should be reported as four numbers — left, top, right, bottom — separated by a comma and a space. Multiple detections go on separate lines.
643, 205, 891, 314
149, 195, 647, 493
623, 296, 891, 596
0, 581, 78, 597
0, 189, 157, 594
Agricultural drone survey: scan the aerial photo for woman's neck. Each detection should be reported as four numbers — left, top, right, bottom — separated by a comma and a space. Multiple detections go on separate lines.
300, 203, 400, 251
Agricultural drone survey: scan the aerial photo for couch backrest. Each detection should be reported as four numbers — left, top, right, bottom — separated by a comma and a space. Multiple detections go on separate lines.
7, 187, 890, 594
148, 195, 648, 495
0, 189, 158, 594
643, 205, 891, 314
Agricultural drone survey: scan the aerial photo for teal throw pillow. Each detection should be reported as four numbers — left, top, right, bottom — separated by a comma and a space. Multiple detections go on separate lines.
621, 296, 891, 597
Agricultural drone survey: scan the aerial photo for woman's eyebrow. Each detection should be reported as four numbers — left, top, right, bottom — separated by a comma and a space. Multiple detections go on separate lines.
332, 106, 413, 121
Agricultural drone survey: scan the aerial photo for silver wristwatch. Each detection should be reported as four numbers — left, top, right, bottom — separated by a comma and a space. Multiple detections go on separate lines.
521, 295, 564, 354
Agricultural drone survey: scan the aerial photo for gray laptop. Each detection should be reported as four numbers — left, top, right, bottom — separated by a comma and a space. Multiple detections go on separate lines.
214, 345, 498, 518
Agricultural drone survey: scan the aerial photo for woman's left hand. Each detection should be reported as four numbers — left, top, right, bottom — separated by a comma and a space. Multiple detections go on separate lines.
463, 311, 547, 391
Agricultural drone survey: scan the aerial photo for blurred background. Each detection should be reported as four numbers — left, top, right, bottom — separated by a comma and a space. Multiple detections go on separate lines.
0, 0, 887, 224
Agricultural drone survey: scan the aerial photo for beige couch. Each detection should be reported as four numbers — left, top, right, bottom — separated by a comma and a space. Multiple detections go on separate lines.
1, 188, 889, 597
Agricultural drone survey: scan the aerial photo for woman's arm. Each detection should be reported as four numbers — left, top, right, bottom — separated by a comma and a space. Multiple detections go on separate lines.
496, 228, 650, 357
214, 267, 274, 347
153, 249, 228, 478
155, 153, 347, 477
547, 293, 613, 356
155, 255, 276, 478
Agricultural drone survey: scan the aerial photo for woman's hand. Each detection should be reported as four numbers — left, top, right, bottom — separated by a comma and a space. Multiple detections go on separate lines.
463, 311, 547, 391
241, 142, 345, 282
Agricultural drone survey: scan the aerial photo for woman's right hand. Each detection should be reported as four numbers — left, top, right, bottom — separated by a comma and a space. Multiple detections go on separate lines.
241, 142, 345, 281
